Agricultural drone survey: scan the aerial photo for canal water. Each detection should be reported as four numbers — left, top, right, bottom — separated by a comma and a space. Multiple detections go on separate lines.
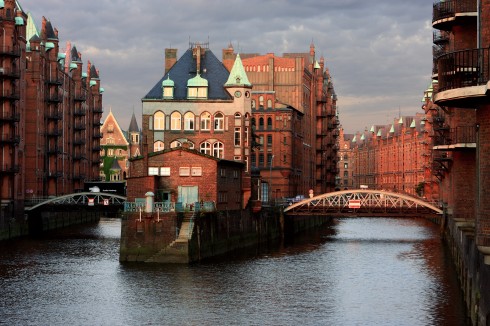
0, 217, 467, 326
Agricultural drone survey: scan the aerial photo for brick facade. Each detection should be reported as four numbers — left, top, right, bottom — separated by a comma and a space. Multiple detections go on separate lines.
0, 3, 102, 226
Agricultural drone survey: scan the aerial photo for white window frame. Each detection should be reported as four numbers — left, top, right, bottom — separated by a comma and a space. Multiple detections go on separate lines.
201, 112, 211, 130
214, 112, 224, 131
171, 112, 182, 130
154, 111, 165, 130
160, 167, 170, 176
148, 167, 159, 176
179, 167, 190, 176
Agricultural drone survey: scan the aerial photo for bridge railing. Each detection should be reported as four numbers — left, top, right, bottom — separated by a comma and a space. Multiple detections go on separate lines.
123, 201, 216, 213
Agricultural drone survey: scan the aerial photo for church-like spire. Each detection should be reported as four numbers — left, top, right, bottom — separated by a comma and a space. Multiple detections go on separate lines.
128, 112, 139, 133
224, 53, 251, 87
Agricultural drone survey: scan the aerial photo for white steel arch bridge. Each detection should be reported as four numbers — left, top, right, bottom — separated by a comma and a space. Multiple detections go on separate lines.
283, 189, 443, 217
25, 192, 127, 211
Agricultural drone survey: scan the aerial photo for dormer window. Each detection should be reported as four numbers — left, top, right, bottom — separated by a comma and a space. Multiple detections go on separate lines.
162, 76, 174, 99
187, 74, 208, 99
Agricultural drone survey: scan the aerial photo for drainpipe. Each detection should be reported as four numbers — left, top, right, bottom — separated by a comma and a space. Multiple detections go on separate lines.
477, 0, 481, 48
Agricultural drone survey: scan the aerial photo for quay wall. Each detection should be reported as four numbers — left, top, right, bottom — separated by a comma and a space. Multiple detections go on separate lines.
444, 216, 490, 325
119, 207, 331, 263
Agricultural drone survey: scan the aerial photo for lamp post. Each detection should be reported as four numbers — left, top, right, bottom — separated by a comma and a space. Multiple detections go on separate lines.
269, 154, 274, 204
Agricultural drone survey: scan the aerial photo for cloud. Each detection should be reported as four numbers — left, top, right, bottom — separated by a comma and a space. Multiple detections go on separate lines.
21, 0, 434, 133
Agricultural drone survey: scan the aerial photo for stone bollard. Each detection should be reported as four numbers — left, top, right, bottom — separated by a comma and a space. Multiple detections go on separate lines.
145, 192, 154, 213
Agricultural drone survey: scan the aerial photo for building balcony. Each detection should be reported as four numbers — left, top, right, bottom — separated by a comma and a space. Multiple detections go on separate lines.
46, 111, 62, 120
433, 126, 476, 150
93, 107, 103, 114
0, 111, 19, 122
46, 129, 62, 137
434, 48, 490, 107
0, 133, 20, 143
46, 95, 62, 103
74, 108, 86, 116
74, 123, 86, 131
433, 30, 450, 45
432, 0, 477, 31
0, 67, 20, 79
0, 46, 21, 57
0, 92, 20, 100
47, 147, 62, 155
46, 78, 63, 85
0, 164, 19, 174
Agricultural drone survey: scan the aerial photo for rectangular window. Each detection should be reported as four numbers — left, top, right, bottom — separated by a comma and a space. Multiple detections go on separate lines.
259, 153, 264, 167
179, 167, 190, 176
191, 167, 202, 176
220, 168, 226, 177
267, 134, 272, 146
244, 127, 249, 147
233, 170, 239, 178
148, 167, 159, 176
179, 167, 191, 177
160, 167, 170, 176
234, 127, 241, 146
344, 163, 348, 169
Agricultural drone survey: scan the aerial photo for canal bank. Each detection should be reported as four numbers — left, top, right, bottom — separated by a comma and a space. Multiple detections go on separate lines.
444, 215, 490, 325
119, 206, 330, 263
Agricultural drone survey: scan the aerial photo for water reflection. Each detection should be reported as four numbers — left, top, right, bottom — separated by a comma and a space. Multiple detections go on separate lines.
0, 217, 467, 325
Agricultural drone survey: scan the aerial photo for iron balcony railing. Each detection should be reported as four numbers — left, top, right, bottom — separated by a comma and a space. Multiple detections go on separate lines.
433, 126, 476, 146
437, 47, 490, 92
433, 0, 477, 23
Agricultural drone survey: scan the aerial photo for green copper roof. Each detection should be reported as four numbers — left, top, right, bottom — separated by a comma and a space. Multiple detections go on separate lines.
410, 120, 416, 128
352, 135, 357, 143
0, 1, 4, 9
45, 42, 55, 50
360, 134, 365, 141
90, 80, 97, 87
69, 62, 77, 71
369, 125, 375, 133
377, 129, 382, 137
161, 75, 174, 87
314, 60, 321, 69
15, 16, 24, 26
398, 117, 403, 124
389, 124, 395, 133
82, 72, 87, 78
225, 54, 251, 87
99, 87, 105, 93
187, 73, 208, 87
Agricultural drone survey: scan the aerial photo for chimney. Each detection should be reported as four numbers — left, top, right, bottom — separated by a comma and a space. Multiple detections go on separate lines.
165, 48, 177, 74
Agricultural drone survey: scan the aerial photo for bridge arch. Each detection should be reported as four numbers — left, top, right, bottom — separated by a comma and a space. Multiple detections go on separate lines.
25, 192, 127, 211
283, 189, 442, 216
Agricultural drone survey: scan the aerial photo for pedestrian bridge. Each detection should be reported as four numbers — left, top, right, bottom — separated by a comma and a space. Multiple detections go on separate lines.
283, 189, 442, 217
25, 192, 127, 211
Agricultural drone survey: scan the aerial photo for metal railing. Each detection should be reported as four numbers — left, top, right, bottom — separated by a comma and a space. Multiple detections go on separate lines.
433, 0, 477, 23
433, 126, 476, 146
437, 48, 490, 92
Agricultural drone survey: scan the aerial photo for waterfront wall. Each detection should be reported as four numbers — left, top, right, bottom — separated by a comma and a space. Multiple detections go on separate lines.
445, 216, 490, 325
119, 207, 331, 263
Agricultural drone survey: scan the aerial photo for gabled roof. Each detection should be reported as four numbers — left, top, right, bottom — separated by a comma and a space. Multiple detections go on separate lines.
143, 47, 232, 100
101, 110, 129, 146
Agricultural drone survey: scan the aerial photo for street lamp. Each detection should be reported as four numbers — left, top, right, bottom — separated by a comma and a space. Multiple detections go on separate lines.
269, 154, 274, 203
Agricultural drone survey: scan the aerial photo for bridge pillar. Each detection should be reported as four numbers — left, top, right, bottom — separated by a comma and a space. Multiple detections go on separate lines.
145, 192, 154, 213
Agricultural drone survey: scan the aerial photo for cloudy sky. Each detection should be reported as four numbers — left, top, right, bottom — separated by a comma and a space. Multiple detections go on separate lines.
20, 0, 434, 134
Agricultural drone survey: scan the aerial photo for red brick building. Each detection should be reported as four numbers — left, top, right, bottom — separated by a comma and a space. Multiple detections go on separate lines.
0, 2, 102, 225
341, 114, 438, 200
128, 147, 243, 211
430, 0, 490, 321
223, 44, 339, 200
137, 43, 252, 207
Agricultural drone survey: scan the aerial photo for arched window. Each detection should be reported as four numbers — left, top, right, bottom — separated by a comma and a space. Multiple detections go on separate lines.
213, 142, 224, 158
154, 111, 165, 130
200, 141, 211, 155
214, 112, 224, 131
171, 112, 181, 130
184, 141, 195, 149
170, 140, 182, 148
267, 99, 272, 109
184, 112, 195, 130
267, 117, 273, 130
259, 96, 264, 108
154, 141, 164, 152
234, 112, 241, 119
259, 117, 264, 130
201, 112, 211, 130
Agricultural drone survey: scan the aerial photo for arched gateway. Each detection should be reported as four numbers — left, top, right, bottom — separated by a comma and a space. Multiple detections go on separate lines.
283, 189, 442, 217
